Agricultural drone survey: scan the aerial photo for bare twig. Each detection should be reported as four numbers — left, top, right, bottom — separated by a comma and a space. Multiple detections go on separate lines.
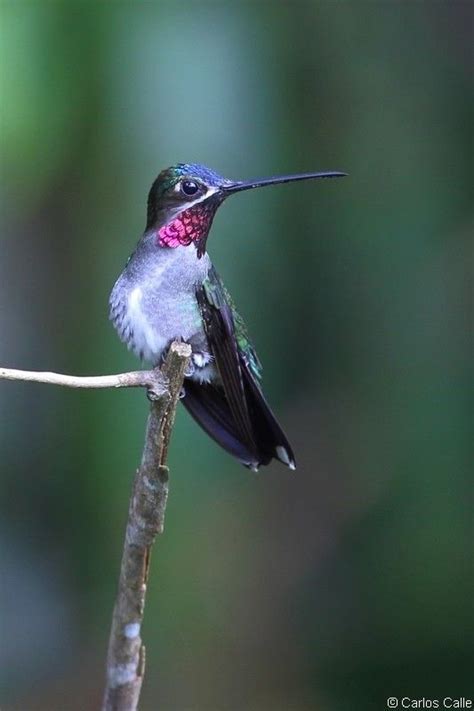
1, 342, 192, 711
0, 366, 167, 394
102, 341, 191, 711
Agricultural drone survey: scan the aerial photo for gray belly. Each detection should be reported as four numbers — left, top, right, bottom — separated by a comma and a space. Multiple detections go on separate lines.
109, 245, 215, 381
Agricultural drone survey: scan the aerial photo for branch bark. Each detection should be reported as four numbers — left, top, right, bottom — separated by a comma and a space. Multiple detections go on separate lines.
0, 341, 192, 711
102, 341, 191, 711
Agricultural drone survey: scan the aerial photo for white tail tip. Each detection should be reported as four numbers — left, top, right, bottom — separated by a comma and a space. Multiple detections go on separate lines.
276, 445, 296, 470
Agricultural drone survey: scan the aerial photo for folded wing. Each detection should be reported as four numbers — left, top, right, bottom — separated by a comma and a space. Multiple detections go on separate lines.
182, 266, 295, 470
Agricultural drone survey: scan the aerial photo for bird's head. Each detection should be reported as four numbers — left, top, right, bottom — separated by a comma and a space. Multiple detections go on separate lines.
146, 162, 346, 258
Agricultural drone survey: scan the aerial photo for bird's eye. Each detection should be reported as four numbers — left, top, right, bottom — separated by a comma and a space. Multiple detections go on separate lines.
181, 179, 200, 196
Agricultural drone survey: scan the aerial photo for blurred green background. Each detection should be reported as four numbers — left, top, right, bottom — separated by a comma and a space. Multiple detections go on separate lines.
0, 2, 472, 710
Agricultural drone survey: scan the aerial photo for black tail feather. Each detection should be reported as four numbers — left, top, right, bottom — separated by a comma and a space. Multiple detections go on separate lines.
182, 377, 295, 470
242, 368, 296, 469
182, 380, 259, 467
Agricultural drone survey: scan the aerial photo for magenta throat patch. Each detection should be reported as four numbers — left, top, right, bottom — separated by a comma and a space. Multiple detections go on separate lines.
158, 203, 218, 256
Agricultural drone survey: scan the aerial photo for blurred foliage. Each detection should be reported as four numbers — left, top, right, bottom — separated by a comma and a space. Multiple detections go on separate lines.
0, 2, 472, 710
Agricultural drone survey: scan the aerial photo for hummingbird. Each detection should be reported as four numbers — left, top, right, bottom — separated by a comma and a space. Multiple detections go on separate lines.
110, 163, 346, 471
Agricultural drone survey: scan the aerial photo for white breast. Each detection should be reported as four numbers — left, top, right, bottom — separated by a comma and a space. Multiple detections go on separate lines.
125, 285, 168, 362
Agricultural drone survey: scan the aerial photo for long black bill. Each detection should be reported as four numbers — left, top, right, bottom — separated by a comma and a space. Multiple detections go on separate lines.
222, 170, 347, 195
